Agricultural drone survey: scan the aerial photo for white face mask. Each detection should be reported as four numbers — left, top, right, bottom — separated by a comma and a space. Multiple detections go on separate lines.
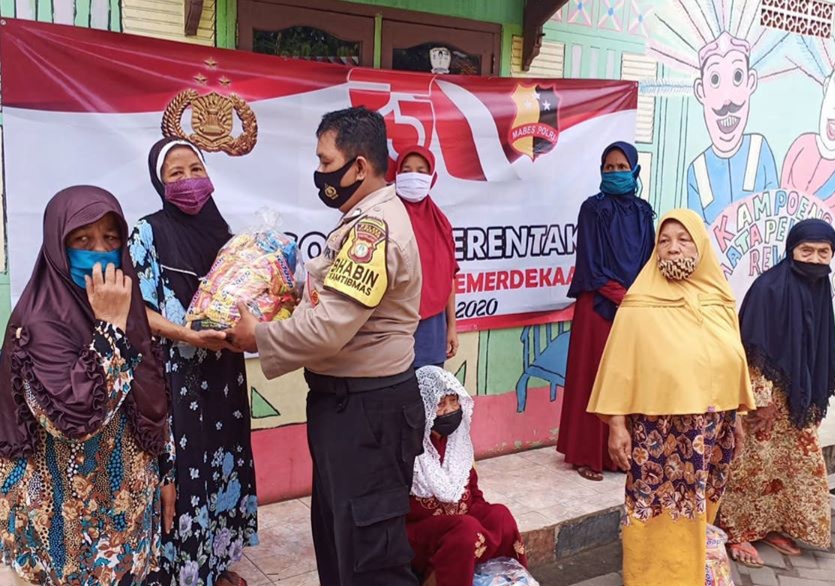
396, 172, 432, 202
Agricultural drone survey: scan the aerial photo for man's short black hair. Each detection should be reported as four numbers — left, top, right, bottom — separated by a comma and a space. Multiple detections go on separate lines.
316, 106, 388, 177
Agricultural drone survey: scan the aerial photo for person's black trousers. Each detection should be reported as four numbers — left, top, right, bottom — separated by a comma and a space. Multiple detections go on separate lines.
304, 369, 425, 586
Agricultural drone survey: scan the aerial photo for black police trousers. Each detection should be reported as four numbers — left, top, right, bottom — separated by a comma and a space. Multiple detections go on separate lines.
304, 369, 426, 586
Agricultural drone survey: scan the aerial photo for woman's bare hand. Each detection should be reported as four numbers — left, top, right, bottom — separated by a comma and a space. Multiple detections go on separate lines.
86, 263, 131, 331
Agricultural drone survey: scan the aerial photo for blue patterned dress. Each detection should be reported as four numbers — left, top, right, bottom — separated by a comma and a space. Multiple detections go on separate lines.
129, 219, 258, 586
0, 322, 161, 586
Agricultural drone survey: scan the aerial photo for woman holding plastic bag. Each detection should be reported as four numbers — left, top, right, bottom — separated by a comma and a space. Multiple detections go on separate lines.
408, 366, 529, 586
129, 138, 257, 586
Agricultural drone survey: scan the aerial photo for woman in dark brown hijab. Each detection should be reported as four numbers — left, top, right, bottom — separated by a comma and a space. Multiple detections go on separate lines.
0, 186, 168, 586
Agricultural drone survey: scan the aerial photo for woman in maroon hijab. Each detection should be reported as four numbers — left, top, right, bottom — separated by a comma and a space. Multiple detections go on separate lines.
395, 145, 460, 368
0, 186, 169, 585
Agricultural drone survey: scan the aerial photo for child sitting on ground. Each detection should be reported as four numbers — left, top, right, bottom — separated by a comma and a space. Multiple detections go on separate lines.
407, 366, 528, 586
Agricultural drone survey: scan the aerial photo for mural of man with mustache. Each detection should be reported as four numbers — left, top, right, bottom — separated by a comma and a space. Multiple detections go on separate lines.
687, 32, 779, 224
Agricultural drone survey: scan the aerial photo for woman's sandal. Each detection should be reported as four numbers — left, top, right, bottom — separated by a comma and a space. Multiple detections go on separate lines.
576, 466, 604, 482
728, 542, 764, 568
762, 532, 802, 556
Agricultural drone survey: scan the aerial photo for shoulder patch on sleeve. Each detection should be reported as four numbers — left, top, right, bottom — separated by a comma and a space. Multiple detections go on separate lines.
324, 216, 389, 308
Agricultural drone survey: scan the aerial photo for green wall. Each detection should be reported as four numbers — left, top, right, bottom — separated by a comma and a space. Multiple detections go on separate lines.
216, 0, 522, 75
345, 0, 523, 25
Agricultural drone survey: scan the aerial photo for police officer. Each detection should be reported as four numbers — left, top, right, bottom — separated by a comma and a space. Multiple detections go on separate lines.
229, 106, 424, 586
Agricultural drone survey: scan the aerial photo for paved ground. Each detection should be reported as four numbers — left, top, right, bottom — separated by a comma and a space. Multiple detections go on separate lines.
537, 504, 835, 586
229, 449, 835, 586
532, 541, 621, 586
230, 446, 625, 585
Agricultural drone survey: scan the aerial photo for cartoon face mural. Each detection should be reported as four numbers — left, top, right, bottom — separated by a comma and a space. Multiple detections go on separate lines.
694, 34, 758, 157
649, 1, 788, 224
817, 74, 835, 155
686, 31, 779, 225
779, 37, 835, 201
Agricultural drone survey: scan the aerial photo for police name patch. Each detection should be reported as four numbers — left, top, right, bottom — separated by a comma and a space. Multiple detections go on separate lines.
324, 217, 388, 307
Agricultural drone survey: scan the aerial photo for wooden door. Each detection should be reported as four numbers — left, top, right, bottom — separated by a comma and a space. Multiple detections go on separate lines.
238, 1, 375, 67
381, 20, 500, 76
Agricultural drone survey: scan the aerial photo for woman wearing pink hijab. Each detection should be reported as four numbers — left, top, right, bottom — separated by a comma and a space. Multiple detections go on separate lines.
395, 145, 459, 367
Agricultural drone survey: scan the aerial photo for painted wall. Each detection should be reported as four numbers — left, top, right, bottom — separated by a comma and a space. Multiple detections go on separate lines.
20, 0, 831, 506
245, 0, 835, 503
539, 0, 835, 448
0, 0, 577, 504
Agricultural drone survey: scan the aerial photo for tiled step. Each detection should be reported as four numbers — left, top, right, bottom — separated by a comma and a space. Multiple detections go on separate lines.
233, 447, 626, 584
473, 447, 624, 565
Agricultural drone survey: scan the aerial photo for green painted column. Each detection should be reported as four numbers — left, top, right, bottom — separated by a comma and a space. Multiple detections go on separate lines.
373, 11, 382, 68
109, 0, 120, 32
36, 0, 52, 22
75, 0, 91, 26
0, 0, 16, 18
500, 23, 521, 76
216, 0, 237, 49
0, 274, 10, 332
345, 0, 522, 24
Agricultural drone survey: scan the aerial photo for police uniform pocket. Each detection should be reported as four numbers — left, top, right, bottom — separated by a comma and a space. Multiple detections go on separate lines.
401, 401, 425, 463
350, 487, 413, 573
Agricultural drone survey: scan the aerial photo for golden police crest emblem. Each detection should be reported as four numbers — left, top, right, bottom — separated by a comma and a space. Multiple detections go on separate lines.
162, 89, 258, 156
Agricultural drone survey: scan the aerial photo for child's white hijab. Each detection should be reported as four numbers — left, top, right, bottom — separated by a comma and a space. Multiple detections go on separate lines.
411, 366, 475, 503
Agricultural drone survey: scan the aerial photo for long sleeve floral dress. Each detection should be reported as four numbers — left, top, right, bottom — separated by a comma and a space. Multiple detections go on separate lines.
0, 322, 162, 586
129, 219, 258, 586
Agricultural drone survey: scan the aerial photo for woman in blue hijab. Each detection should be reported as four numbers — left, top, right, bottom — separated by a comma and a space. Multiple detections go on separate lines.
721, 219, 835, 567
556, 141, 655, 481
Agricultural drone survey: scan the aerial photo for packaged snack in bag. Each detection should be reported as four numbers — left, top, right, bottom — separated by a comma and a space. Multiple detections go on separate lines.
473, 558, 540, 586
186, 210, 300, 330
705, 524, 734, 586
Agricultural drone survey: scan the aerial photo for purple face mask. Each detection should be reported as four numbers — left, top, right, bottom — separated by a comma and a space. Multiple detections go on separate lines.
164, 177, 214, 215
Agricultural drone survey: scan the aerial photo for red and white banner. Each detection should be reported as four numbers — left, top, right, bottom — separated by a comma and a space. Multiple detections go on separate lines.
0, 19, 637, 331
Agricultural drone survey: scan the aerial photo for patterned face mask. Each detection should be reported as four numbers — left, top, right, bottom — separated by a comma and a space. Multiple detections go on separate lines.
657, 256, 698, 280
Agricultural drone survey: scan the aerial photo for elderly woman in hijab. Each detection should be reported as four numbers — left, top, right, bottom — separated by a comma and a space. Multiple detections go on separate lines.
587, 209, 756, 586
0, 186, 168, 585
407, 366, 527, 586
395, 146, 460, 368
557, 141, 655, 481
129, 138, 257, 586
721, 219, 835, 567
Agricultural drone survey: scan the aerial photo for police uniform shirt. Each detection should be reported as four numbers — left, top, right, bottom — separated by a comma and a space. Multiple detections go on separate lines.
255, 184, 422, 379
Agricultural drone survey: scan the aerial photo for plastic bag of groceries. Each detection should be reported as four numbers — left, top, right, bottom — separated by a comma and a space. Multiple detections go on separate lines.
473, 558, 540, 586
186, 209, 300, 330
705, 524, 734, 586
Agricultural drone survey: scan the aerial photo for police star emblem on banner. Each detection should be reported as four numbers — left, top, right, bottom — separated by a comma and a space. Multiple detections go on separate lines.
162, 57, 258, 156
509, 84, 560, 161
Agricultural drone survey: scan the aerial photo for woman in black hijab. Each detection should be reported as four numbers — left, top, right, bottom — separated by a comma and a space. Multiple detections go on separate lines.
721, 219, 835, 567
130, 138, 257, 586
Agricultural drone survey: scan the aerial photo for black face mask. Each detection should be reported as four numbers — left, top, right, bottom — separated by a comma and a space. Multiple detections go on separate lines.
791, 260, 832, 281
432, 409, 463, 437
314, 157, 363, 209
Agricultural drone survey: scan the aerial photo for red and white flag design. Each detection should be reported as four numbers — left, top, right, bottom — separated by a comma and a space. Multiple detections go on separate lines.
0, 19, 637, 330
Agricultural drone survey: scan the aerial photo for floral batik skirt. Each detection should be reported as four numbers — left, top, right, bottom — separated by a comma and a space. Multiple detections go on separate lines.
622, 411, 736, 586
719, 375, 831, 548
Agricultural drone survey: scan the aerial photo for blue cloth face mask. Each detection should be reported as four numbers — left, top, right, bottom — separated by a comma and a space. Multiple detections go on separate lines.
66, 248, 122, 288
600, 166, 640, 196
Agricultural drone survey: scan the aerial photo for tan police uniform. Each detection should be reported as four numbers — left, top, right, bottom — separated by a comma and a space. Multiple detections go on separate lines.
256, 184, 421, 377
254, 184, 425, 586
